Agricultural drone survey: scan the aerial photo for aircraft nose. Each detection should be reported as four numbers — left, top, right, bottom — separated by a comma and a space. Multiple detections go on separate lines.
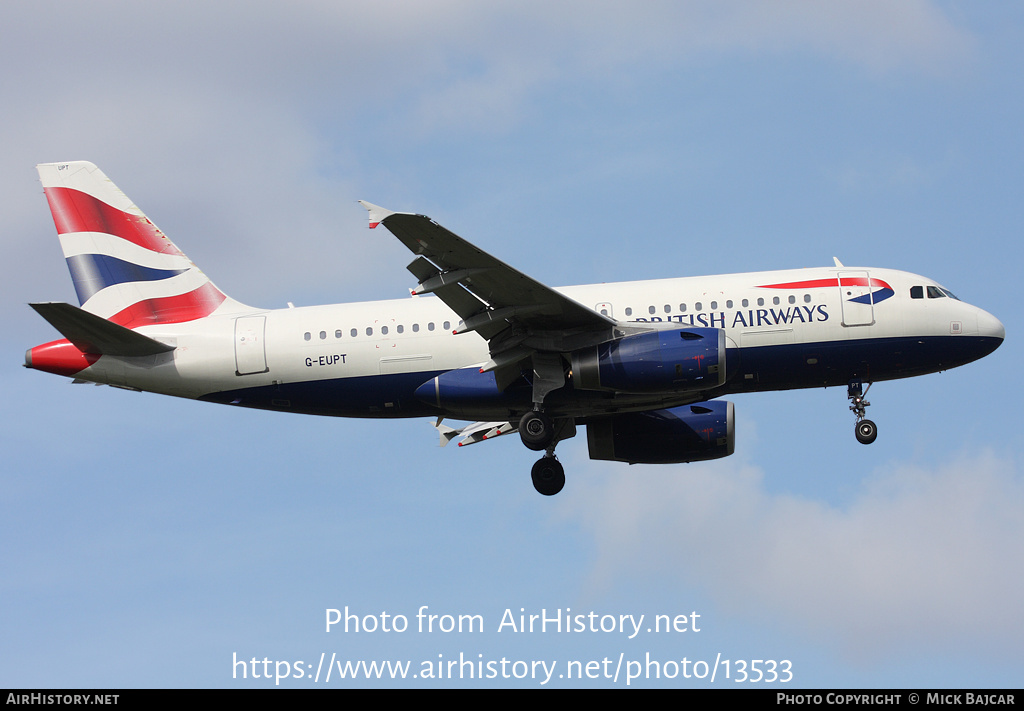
977, 308, 1005, 342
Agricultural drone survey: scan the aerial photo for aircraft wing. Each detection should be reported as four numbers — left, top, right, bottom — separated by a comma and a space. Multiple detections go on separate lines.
360, 202, 619, 358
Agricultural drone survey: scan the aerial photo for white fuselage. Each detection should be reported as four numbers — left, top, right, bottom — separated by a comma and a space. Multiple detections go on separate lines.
75, 265, 1002, 422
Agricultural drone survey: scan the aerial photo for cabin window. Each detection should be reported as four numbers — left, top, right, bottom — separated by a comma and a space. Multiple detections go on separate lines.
335, 329, 342, 339
742, 299, 749, 308
679, 303, 687, 312
649, 305, 656, 314
443, 321, 451, 330
625, 307, 632, 316
366, 327, 373, 336
664, 304, 671, 313
397, 325, 404, 334
381, 326, 388, 335
320, 331, 327, 340
711, 301, 718, 310
757, 297, 764, 307
412, 323, 420, 332
428, 322, 435, 331
772, 296, 780, 306
788, 295, 795, 304
303, 332, 311, 341
350, 328, 358, 337
695, 302, 703, 311
804, 294, 811, 303
726, 300, 733, 309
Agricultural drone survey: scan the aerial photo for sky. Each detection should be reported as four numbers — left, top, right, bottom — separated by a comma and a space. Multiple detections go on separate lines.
2, 0, 1021, 689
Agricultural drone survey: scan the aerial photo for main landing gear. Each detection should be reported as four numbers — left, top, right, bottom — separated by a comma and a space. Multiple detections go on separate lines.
519, 410, 554, 451
519, 410, 570, 496
848, 380, 878, 445
516, 353, 577, 495
531, 455, 565, 497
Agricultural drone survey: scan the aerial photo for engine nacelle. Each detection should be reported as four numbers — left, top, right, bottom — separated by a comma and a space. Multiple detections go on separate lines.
571, 327, 726, 393
586, 400, 735, 464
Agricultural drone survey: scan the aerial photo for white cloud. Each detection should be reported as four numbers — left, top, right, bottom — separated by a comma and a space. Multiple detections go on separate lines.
678, 0, 975, 74
2, 0, 978, 317
562, 448, 1024, 661
367, 0, 976, 134
2, 2, 975, 127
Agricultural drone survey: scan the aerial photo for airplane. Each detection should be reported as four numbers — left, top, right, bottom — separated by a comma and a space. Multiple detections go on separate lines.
25, 161, 1005, 496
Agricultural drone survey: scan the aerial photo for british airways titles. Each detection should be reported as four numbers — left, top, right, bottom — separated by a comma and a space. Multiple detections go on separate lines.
634, 303, 829, 329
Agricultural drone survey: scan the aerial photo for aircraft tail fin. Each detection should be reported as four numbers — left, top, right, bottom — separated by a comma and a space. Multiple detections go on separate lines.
36, 161, 247, 329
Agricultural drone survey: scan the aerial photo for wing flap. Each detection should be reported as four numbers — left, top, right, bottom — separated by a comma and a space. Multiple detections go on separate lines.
434, 419, 517, 447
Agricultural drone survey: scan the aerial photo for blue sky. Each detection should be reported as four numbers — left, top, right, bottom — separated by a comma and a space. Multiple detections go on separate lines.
2, 1, 1021, 688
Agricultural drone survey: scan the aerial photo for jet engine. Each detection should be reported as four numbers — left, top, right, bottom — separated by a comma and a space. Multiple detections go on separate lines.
571, 327, 726, 393
586, 400, 734, 464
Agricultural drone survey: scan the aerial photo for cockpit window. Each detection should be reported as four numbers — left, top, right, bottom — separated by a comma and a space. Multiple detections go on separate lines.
914, 284, 960, 301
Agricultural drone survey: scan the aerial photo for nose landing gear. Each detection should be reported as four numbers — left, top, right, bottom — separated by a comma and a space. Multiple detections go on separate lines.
848, 380, 878, 444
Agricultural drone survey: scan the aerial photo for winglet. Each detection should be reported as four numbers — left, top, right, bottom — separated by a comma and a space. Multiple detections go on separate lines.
358, 201, 395, 229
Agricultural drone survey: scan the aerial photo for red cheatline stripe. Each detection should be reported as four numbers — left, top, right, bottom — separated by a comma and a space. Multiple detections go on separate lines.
757, 278, 838, 289
43, 187, 183, 256
106, 282, 227, 329
758, 277, 892, 290
841, 277, 892, 289
834, 276, 893, 289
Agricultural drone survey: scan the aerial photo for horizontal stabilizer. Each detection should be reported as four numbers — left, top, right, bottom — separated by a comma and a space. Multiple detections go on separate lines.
29, 302, 175, 356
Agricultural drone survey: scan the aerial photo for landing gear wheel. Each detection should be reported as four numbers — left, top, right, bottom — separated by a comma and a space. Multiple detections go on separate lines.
519, 411, 555, 451
531, 457, 565, 496
855, 419, 878, 445
848, 381, 877, 445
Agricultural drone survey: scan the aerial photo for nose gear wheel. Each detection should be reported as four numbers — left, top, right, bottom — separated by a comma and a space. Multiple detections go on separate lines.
848, 381, 878, 445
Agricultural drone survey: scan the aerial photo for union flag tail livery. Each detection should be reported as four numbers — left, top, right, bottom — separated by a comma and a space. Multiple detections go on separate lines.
25, 161, 1005, 496
37, 161, 246, 325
